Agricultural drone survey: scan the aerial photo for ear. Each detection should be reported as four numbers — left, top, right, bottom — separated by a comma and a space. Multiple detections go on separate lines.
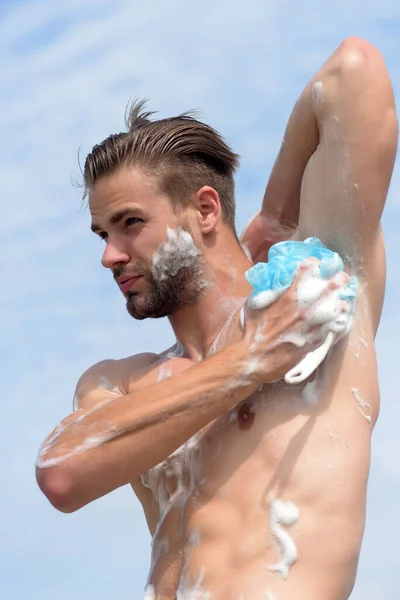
193, 186, 221, 234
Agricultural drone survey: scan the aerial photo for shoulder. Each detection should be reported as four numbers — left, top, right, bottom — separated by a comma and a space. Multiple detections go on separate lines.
73, 352, 160, 411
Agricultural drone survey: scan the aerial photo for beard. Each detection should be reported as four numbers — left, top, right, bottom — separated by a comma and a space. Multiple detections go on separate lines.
125, 226, 208, 320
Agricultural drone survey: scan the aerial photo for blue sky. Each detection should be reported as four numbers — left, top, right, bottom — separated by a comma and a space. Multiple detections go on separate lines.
1, 0, 400, 598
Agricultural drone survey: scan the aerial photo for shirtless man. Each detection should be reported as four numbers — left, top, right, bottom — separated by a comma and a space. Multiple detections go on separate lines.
36, 37, 397, 600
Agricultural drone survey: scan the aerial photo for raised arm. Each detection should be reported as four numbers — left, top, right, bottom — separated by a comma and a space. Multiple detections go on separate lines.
240, 56, 320, 262
240, 36, 398, 282
297, 37, 397, 332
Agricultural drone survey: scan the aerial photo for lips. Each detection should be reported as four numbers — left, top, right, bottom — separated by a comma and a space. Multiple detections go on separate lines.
118, 276, 142, 293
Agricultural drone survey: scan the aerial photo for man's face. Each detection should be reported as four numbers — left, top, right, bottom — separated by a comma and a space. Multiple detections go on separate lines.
89, 167, 206, 320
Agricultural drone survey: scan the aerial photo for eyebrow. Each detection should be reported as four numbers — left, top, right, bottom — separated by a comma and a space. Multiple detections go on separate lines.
91, 209, 132, 233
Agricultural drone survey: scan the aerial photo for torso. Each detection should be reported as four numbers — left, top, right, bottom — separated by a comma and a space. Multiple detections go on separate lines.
116, 285, 379, 600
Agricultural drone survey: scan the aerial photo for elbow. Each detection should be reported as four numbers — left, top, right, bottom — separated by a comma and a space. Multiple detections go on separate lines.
335, 37, 389, 92
318, 38, 372, 110
36, 464, 81, 514
338, 36, 377, 65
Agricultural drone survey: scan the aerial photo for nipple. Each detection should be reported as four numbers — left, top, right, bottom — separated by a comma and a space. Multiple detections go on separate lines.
237, 402, 255, 430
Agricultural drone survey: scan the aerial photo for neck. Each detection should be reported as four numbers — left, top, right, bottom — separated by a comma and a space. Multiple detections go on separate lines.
168, 245, 253, 361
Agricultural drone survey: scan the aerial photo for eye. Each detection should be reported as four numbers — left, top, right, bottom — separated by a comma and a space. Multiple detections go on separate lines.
99, 231, 108, 241
125, 217, 142, 228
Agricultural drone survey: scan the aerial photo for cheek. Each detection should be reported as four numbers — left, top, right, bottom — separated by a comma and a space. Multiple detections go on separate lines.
130, 228, 153, 255
130, 231, 161, 271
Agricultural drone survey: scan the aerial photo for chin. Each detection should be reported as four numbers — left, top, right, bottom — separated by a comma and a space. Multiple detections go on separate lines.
126, 299, 173, 320
126, 300, 143, 320
126, 297, 151, 320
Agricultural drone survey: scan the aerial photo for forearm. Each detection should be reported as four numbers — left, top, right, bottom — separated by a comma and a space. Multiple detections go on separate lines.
261, 87, 319, 225
241, 73, 323, 263
240, 88, 319, 263
260, 40, 373, 227
36, 342, 261, 512
244, 43, 369, 259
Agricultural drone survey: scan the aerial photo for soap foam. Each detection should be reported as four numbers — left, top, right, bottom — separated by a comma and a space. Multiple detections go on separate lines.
312, 80, 324, 107
267, 497, 299, 580
208, 307, 238, 358
243, 240, 358, 384
152, 227, 201, 282
328, 426, 340, 440
142, 429, 204, 529
36, 427, 118, 469
143, 584, 156, 600
36, 395, 125, 469
156, 362, 172, 383
246, 289, 282, 310
357, 336, 369, 349
240, 242, 254, 262
166, 339, 186, 358
351, 387, 372, 423
145, 535, 170, 594
176, 566, 211, 600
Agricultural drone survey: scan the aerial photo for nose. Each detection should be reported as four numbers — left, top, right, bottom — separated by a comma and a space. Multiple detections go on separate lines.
101, 239, 130, 269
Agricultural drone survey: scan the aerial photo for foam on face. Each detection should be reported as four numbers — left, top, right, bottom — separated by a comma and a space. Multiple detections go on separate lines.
152, 227, 201, 282
267, 497, 299, 580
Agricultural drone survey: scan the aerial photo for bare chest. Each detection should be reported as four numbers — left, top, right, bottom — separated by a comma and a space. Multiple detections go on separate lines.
132, 313, 379, 530
138, 374, 308, 517
138, 353, 377, 527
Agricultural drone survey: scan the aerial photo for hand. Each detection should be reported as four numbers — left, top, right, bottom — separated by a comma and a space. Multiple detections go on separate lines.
240, 258, 352, 383
240, 211, 296, 264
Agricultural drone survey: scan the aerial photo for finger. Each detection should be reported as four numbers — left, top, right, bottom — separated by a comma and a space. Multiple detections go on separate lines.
293, 257, 320, 279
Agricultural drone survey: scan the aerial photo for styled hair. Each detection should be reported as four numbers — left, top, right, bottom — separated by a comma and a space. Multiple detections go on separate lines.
83, 99, 240, 232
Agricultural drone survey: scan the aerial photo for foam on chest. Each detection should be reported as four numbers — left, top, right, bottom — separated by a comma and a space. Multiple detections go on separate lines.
141, 432, 203, 516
